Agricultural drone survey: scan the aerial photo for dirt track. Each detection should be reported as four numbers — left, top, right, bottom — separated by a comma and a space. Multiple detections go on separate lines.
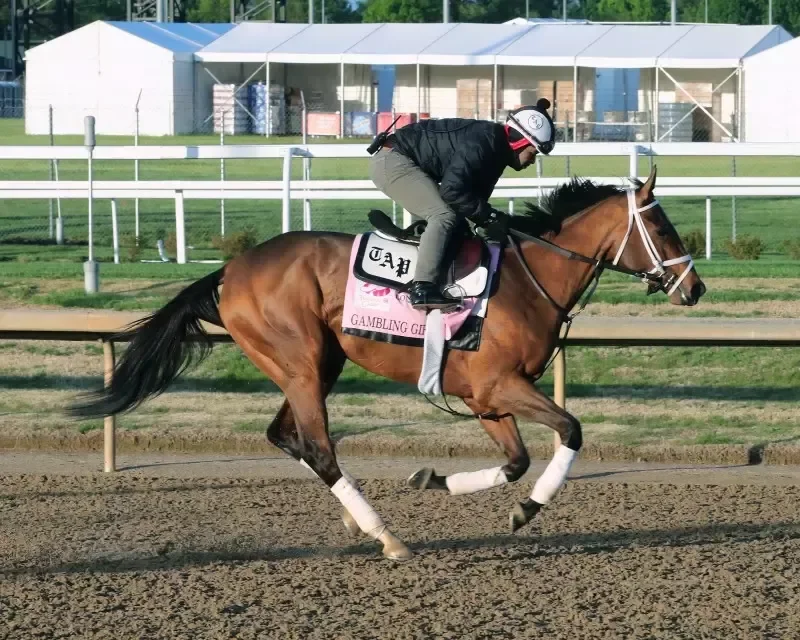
1, 455, 799, 639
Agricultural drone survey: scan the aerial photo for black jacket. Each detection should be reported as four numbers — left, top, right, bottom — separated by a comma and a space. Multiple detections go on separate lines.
387, 119, 514, 220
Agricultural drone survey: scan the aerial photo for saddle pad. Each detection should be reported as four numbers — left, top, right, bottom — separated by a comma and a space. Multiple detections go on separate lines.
342, 234, 502, 352
353, 232, 488, 298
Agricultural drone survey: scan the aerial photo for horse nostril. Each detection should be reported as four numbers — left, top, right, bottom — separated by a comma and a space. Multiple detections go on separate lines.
691, 282, 706, 301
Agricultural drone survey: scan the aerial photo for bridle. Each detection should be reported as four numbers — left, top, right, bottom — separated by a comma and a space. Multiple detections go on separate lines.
613, 190, 694, 298
507, 187, 695, 321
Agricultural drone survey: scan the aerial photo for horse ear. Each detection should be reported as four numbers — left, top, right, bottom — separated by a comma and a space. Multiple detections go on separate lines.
638, 165, 657, 201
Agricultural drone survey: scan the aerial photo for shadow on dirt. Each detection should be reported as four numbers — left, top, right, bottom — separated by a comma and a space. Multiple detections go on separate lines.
5, 519, 800, 577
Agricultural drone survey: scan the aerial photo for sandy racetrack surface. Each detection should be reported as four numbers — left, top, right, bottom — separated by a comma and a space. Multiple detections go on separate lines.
1, 455, 799, 639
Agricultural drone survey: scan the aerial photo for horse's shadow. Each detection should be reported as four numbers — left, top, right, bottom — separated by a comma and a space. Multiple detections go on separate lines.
5, 519, 799, 577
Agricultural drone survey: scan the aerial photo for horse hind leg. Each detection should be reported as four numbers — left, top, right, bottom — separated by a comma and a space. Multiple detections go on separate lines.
264, 348, 361, 537
281, 378, 412, 561
233, 328, 411, 560
408, 411, 530, 496
268, 402, 362, 537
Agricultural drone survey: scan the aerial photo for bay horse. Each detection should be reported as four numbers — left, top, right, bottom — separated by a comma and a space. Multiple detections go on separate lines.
69, 167, 705, 561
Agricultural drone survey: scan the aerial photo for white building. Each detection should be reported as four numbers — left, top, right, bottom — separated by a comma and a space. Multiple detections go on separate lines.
24, 21, 232, 135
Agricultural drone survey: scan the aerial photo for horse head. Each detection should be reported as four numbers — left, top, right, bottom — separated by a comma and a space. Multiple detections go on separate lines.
610, 166, 706, 306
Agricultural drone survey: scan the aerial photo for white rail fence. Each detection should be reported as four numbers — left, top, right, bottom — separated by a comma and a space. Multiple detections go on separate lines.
2, 142, 800, 264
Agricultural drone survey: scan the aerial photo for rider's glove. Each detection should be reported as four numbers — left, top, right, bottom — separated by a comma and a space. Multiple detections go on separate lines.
470, 204, 506, 227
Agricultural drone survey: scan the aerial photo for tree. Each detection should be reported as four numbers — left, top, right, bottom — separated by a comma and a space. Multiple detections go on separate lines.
287, 0, 363, 23
583, 0, 669, 21
188, 0, 230, 22
361, 0, 442, 22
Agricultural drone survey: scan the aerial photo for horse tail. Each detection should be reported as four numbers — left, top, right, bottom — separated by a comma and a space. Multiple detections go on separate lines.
68, 268, 224, 419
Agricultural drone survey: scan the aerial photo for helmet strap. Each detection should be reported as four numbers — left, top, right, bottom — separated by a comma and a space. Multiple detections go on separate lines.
505, 124, 531, 151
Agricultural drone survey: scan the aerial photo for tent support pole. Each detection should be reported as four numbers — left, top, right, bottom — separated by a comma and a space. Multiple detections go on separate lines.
737, 66, 744, 142
572, 64, 578, 142
265, 59, 270, 138
493, 63, 498, 121
654, 67, 659, 141
416, 63, 421, 119
340, 62, 345, 138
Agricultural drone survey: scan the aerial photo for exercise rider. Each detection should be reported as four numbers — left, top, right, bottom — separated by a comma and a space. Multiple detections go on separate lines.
368, 99, 556, 310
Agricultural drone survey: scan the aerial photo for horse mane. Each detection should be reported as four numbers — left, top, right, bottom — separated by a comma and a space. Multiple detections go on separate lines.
508, 177, 640, 237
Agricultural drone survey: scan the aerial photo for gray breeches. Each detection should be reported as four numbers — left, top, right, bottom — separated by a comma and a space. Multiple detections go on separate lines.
369, 147, 459, 283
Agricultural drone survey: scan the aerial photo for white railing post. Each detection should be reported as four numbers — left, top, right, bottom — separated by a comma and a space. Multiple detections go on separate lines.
303, 157, 312, 231
48, 104, 54, 239
301, 93, 311, 231
111, 199, 120, 265
175, 190, 187, 264
103, 339, 116, 473
134, 91, 141, 242
220, 109, 226, 237
282, 147, 293, 233
705, 197, 712, 260
629, 145, 638, 180
83, 116, 99, 294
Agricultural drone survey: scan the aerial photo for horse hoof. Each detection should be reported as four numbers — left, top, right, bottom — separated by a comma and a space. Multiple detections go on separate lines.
407, 468, 435, 490
341, 508, 360, 537
378, 530, 413, 562
509, 499, 542, 534
509, 504, 528, 533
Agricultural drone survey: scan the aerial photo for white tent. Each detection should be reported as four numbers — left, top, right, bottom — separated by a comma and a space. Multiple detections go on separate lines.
744, 36, 800, 142
193, 21, 793, 140
24, 20, 796, 140
25, 21, 232, 135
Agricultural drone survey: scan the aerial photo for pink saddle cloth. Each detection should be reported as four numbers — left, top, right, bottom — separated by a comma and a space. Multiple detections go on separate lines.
341, 234, 501, 350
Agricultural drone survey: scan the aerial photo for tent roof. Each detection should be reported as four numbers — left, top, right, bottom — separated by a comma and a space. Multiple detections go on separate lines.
25, 20, 233, 60
196, 22, 308, 62
656, 24, 793, 67
415, 23, 534, 65
495, 23, 612, 66
108, 21, 234, 54
192, 21, 794, 68
269, 24, 384, 63
343, 23, 459, 65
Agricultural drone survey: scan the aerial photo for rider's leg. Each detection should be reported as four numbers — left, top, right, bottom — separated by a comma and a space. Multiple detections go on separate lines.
369, 149, 459, 308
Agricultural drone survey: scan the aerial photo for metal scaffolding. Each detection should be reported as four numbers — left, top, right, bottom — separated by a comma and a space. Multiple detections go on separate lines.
8, 0, 75, 78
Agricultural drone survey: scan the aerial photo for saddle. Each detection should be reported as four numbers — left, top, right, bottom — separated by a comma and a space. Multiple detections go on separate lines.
352, 210, 491, 298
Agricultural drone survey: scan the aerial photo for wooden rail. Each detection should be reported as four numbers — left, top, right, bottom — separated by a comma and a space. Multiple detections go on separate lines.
1, 310, 798, 471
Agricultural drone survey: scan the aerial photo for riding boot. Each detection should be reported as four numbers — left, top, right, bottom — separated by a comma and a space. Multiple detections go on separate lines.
408, 281, 460, 310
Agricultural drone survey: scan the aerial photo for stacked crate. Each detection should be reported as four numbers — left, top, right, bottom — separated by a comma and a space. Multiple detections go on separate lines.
213, 84, 250, 135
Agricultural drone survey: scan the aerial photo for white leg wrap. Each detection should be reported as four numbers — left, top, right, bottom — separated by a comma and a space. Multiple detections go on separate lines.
445, 466, 508, 496
331, 477, 386, 539
300, 458, 359, 488
530, 445, 578, 505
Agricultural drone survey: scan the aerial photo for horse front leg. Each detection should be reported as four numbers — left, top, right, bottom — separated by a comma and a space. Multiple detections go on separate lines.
407, 412, 530, 495
492, 375, 582, 533
409, 374, 582, 533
